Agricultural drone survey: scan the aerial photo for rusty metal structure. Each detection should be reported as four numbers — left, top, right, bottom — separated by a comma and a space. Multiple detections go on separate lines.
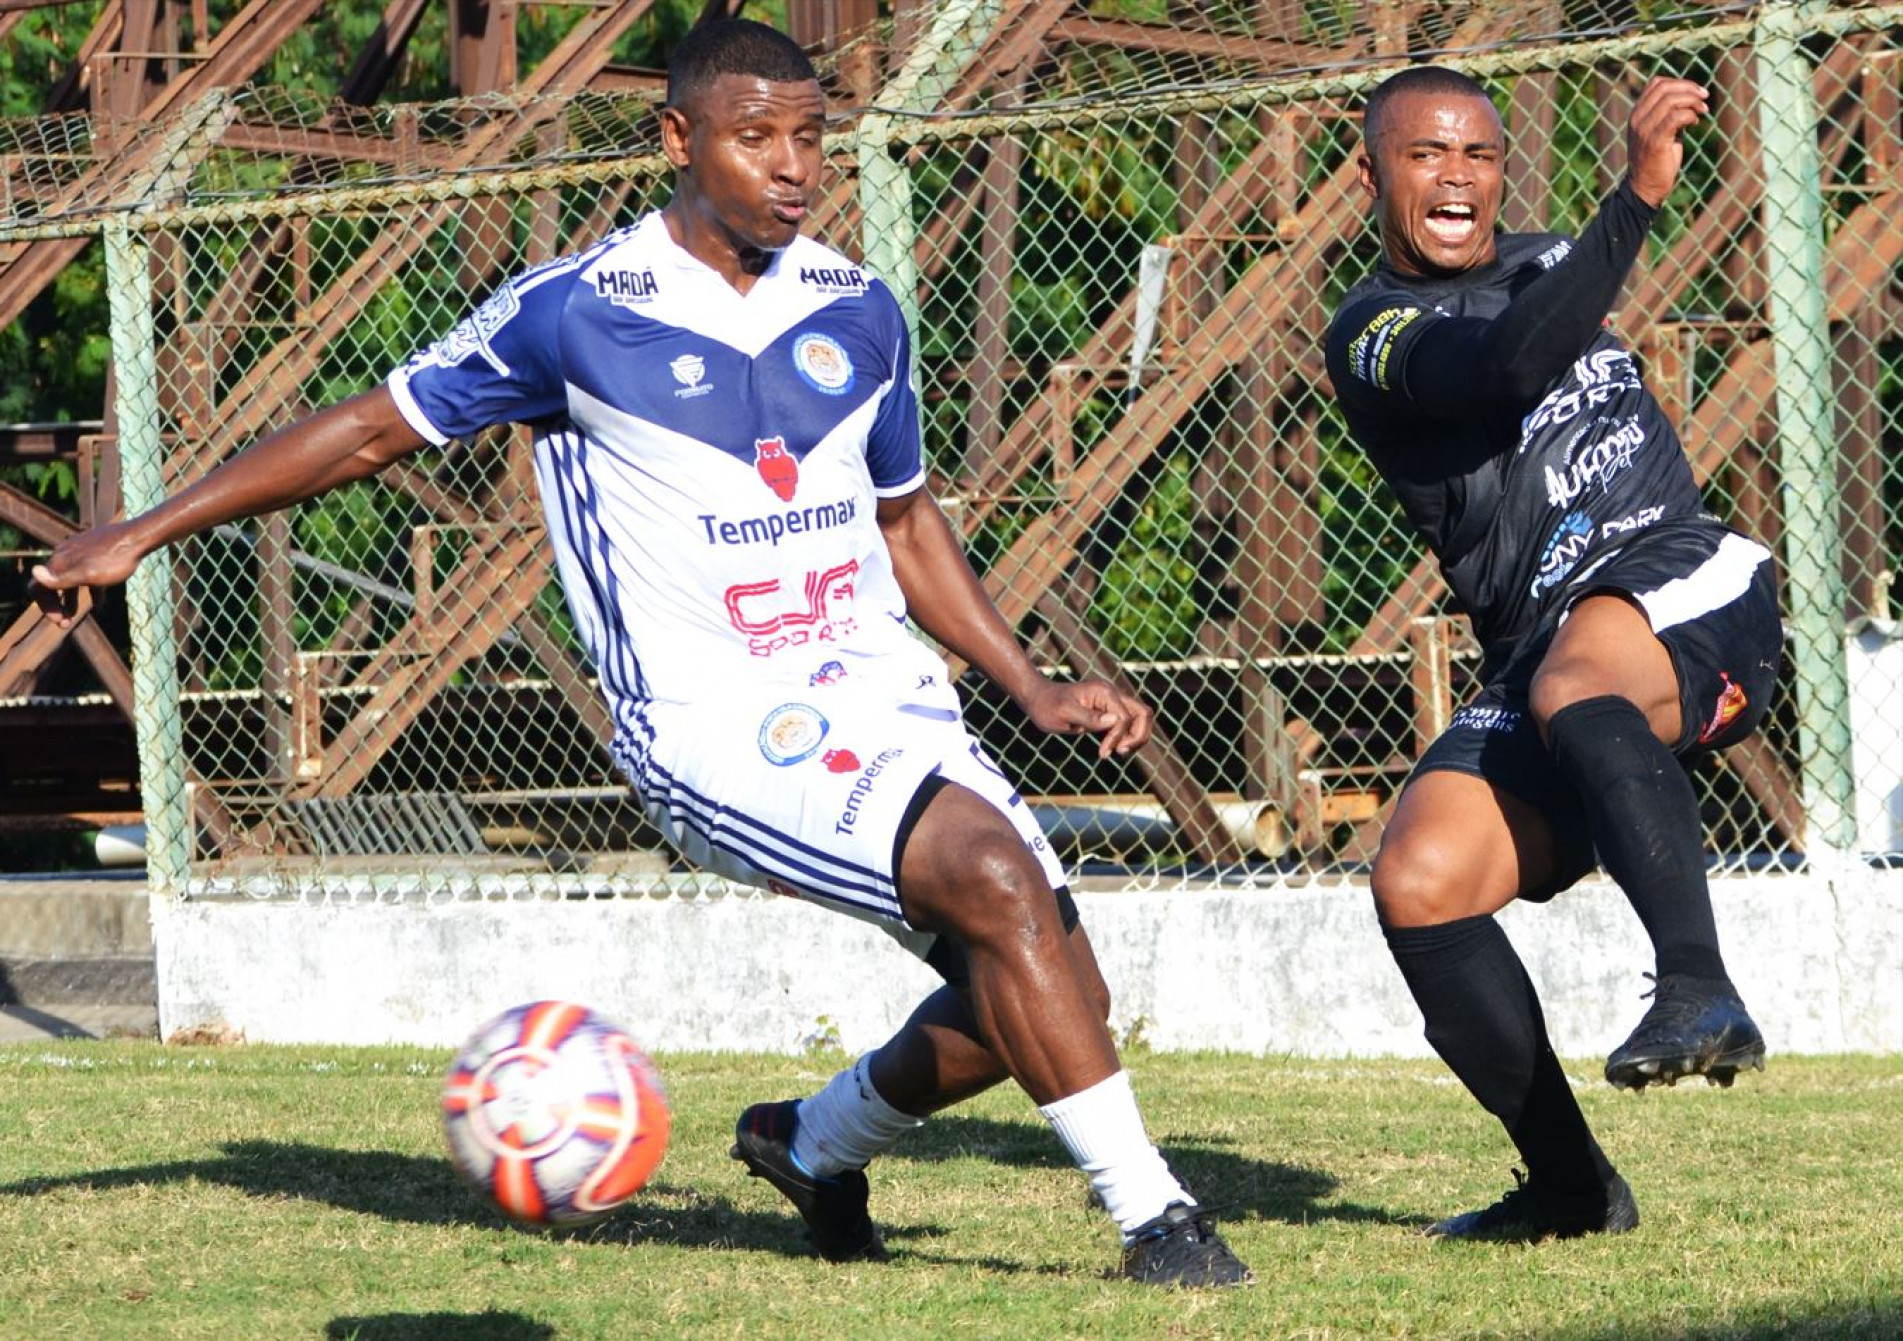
0, 1, 1898, 891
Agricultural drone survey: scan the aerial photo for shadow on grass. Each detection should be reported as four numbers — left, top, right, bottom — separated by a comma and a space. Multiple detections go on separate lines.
326, 1311, 553, 1340
1556, 1300, 1903, 1340
888, 1113, 1417, 1229
0, 1140, 837, 1259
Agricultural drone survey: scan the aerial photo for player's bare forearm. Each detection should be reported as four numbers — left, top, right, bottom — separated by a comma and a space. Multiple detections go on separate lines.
875, 489, 1153, 756
876, 488, 1045, 705
31, 387, 427, 625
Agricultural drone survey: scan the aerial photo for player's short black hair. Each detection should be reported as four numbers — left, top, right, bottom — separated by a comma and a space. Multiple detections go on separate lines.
665, 19, 817, 110
1362, 66, 1497, 149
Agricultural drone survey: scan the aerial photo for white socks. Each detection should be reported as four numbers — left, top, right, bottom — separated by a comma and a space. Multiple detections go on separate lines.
790, 1053, 925, 1177
1038, 1069, 1192, 1238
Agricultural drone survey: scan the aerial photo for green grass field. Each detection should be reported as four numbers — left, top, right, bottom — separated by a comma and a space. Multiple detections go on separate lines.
1, 1045, 1899, 1340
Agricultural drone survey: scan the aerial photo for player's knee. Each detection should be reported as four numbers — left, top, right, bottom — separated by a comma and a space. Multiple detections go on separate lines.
1370, 837, 1470, 928
941, 832, 1059, 950
1528, 671, 1584, 733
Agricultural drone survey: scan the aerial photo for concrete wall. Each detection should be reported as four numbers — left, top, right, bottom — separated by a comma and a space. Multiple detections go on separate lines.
154, 868, 1903, 1057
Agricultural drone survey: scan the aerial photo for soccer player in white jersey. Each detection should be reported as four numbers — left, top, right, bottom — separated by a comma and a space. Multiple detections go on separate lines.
33, 19, 1248, 1287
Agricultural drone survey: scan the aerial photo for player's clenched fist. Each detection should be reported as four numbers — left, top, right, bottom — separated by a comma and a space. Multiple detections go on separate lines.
1626, 75, 1709, 208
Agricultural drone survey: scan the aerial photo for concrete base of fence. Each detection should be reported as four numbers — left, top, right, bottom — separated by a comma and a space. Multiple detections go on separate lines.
153, 868, 1903, 1056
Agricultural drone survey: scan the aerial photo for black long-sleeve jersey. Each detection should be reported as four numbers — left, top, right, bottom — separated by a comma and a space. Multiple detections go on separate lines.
1324, 180, 1710, 655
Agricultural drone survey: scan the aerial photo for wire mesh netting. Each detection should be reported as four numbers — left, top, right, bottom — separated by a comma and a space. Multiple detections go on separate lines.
3, 2, 1899, 898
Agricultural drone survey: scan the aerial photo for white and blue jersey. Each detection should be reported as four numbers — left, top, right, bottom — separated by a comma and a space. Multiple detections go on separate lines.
387, 213, 1062, 936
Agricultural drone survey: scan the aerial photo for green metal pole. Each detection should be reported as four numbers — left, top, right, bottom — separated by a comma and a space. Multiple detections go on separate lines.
1753, 1, 1858, 858
103, 223, 192, 896
855, 0, 1006, 343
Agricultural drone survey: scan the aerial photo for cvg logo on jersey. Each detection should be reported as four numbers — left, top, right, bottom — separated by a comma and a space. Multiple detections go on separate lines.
793, 333, 854, 395
755, 436, 798, 502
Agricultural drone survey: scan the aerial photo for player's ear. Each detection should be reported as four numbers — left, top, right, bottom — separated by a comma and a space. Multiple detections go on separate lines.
1357, 148, 1381, 202
659, 103, 693, 170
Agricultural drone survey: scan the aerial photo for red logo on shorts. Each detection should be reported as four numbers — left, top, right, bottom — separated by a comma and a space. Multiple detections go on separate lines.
823, 748, 860, 773
755, 435, 798, 502
1698, 672, 1748, 744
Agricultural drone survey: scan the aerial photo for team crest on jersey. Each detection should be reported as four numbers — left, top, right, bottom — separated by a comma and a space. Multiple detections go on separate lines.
594, 267, 659, 308
755, 436, 799, 502
793, 333, 854, 395
758, 703, 829, 766
669, 353, 713, 399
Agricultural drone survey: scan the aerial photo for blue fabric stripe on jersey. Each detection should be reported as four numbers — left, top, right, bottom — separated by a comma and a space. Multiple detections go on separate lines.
547, 429, 646, 703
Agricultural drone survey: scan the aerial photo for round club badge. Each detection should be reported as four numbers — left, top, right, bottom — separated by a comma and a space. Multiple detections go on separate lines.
793, 332, 854, 395
757, 703, 830, 766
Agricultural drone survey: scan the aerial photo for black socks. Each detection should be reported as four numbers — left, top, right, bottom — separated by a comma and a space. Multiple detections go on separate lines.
1546, 694, 1727, 982
1384, 915, 1614, 1192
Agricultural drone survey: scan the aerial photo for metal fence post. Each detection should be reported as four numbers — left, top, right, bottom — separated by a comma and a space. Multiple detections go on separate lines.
1754, 2, 1860, 858
856, 0, 1005, 343
103, 223, 192, 897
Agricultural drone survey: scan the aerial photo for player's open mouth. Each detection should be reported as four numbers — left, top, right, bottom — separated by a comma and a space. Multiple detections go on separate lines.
1424, 203, 1477, 244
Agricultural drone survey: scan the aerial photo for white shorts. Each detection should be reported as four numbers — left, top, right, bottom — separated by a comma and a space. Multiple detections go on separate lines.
621, 678, 1066, 959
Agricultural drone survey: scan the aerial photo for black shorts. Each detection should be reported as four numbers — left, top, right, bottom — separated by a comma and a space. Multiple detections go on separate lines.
1411, 521, 1782, 900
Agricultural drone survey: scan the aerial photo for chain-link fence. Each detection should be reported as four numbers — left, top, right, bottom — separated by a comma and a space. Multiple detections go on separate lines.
5, 1, 1899, 899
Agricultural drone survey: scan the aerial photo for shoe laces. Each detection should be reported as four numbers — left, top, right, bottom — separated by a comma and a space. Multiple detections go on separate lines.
1632, 972, 1726, 1026
1474, 1168, 1535, 1227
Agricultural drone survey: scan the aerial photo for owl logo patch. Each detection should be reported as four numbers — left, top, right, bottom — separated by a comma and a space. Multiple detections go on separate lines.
755, 436, 798, 502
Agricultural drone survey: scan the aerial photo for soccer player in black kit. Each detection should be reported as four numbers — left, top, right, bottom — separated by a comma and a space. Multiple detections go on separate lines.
1325, 66, 1783, 1240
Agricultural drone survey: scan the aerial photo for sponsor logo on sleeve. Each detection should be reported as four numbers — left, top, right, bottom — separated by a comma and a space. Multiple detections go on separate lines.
593, 267, 659, 308
1533, 239, 1574, 270
758, 703, 830, 766
429, 284, 521, 376
1345, 305, 1423, 390
793, 333, 854, 395
754, 435, 799, 502
1698, 672, 1749, 744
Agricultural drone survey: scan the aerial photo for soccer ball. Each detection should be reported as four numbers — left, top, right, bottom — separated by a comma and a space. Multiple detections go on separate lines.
442, 1000, 671, 1226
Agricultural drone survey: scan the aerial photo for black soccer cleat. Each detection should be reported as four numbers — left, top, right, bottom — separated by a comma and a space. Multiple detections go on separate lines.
731, 1100, 888, 1263
1425, 1169, 1640, 1243
1605, 973, 1768, 1090
1120, 1202, 1253, 1287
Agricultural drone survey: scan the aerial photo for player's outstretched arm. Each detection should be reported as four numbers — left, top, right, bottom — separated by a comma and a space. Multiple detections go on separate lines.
30, 387, 429, 628
876, 488, 1152, 758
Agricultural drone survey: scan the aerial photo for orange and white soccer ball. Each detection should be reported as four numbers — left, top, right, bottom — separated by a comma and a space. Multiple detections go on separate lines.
442, 1000, 670, 1226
